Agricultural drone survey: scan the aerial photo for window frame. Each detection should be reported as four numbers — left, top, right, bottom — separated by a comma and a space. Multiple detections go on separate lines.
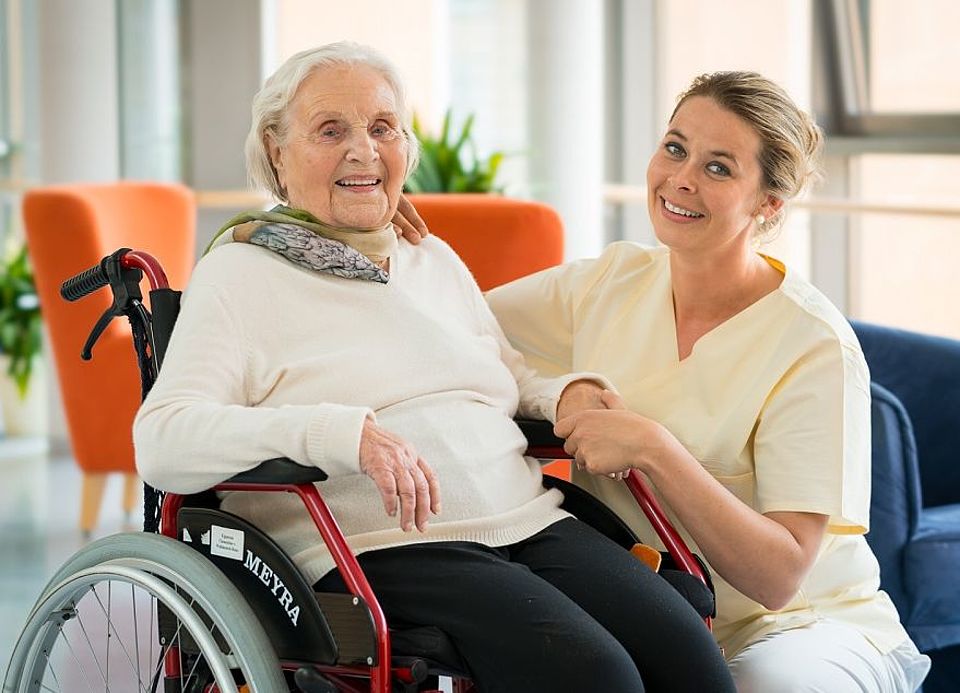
814, 0, 960, 154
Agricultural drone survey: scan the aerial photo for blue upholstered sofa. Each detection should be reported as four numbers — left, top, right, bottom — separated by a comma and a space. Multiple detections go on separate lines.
852, 321, 960, 690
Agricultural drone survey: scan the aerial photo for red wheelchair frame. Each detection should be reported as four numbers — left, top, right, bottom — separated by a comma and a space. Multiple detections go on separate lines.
62, 248, 712, 693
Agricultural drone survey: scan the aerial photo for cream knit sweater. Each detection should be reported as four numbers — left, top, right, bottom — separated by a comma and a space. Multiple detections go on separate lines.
134, 236, 599, 583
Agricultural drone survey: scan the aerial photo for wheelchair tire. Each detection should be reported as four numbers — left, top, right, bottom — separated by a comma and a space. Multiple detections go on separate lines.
3, 532, 287, 693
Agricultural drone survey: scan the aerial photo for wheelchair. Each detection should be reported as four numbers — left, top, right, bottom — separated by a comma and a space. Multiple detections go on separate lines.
4, 249, 716, 693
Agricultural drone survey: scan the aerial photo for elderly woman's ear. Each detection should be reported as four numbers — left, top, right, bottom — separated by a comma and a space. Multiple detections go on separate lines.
265, 132, 287, 198
392, 195, 430, 244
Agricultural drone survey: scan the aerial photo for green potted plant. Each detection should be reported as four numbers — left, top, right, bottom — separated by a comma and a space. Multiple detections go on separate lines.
404, 109, 505, 194
0, 241, 42, 399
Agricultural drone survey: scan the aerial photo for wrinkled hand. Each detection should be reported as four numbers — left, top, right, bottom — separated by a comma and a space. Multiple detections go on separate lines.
359, 418, 440, 532
392, 195, 430, 244
554, 391, 673, 477
556, 380, 608, 421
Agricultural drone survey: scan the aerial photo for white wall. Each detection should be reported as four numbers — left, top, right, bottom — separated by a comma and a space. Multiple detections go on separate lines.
269, 0, 446, 128
183, 0, 264, 255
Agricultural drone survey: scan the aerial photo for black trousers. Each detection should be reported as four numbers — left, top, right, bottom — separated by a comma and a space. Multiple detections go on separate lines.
316, 517, 734, 693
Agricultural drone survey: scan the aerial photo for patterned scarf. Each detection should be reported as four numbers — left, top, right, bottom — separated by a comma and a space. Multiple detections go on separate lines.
205, 205, 397, 283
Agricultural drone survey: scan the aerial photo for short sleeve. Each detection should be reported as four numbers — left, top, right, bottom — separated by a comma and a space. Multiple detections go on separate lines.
435, 236, 614, 423
485, 249, 617, 378
754, 339, 872, 533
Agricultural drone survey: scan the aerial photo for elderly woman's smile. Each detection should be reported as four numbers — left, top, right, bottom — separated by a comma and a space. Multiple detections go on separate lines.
267, 63, 408, 229
336, 175, 382, 192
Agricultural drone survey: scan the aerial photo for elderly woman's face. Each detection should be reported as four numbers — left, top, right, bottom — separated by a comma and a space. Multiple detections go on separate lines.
268, 64, 408, 228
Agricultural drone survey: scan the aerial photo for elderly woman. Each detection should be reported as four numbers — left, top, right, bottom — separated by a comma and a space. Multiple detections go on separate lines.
483, 72, 931, 691
134, 43, 734, 693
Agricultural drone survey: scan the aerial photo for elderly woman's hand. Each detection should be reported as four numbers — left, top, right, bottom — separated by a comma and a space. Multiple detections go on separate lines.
556, 380, 608, 421
359, 417, 440, 532
554, 391, 679, 478
392, 195, 430, 244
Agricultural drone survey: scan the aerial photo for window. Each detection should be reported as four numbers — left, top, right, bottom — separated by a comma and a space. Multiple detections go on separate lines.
851, 156, 960, 338
868, 1, 960, 113
817, 0, 960, 338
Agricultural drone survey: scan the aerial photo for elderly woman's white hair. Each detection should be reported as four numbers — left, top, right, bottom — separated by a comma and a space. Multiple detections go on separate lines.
245, 41, 421, 202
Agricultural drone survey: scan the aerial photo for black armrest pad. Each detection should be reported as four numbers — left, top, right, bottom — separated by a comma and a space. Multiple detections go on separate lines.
516, 418, 565, 448
224, 424, 558, 486
226, 457, 328, 484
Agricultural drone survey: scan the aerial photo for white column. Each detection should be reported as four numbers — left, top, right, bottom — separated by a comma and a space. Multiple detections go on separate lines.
37, 0, 120, 183
527, 0, 605, 260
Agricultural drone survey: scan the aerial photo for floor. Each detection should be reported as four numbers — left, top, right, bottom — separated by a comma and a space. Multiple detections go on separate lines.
0, 440, 141, 681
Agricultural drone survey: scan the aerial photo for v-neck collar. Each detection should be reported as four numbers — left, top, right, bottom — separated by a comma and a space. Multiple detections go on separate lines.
667, 252, 787, 365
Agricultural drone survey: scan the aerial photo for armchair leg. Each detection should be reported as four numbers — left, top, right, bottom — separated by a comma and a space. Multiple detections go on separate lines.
79, 473, 107, 538
122, 473, 140, 520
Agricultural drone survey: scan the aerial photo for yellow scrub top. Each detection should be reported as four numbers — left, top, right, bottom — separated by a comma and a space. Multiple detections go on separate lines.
487, 242, 910, 658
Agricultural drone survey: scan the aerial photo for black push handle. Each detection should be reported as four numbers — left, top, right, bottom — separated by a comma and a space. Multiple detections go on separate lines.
60, 248, 132, 301
60, 260, 109, 301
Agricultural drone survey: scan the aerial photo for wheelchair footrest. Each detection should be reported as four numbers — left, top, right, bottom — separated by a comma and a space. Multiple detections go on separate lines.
294, 666, 338, 693
315, 592, 378, 666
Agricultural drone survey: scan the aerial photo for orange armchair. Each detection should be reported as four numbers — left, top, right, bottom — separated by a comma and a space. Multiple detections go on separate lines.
23, 183, 196, 534
407, 194, 564, 291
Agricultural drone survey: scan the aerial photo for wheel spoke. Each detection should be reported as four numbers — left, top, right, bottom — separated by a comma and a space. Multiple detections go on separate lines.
149, 594, 156, 679
105, 581, 111, 689
146, 602, 192, 692
148, 646, 165, 693
60, 622, 98, 691
177, 626, 185, 693
74, 590, 110, 688
132, 584, 143, 689
181, 616, 221, 688
40, 644, 63, 692
90, 579, 149, 692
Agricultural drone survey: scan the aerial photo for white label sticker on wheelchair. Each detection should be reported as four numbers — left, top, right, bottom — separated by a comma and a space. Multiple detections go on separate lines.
210, 525, 245, 561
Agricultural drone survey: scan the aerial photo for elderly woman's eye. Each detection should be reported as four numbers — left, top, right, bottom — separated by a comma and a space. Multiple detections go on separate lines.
371, 121, 399, 140
317, 123, 344, 141
664, 142, 685, 158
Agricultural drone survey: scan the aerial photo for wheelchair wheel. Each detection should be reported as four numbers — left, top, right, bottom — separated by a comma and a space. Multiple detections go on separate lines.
4, 533, 287, 693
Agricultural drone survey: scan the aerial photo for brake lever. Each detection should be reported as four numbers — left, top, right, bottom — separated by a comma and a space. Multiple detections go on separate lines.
81, 309, 116, 361
80, 249, 144, 360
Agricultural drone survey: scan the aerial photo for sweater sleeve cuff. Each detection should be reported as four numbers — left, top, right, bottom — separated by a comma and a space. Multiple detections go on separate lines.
305, 404, 374, 475
520, 372, 615, 423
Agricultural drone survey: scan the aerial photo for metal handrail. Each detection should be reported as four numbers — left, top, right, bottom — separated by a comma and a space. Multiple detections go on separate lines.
603, 183, 960, 219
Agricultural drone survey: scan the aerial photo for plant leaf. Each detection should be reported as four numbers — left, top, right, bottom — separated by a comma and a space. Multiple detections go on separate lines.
404, 109, 505, 195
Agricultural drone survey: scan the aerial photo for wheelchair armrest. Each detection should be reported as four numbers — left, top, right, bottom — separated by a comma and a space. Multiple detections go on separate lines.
226, 457, 328, 485
517, 418, 567, 458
